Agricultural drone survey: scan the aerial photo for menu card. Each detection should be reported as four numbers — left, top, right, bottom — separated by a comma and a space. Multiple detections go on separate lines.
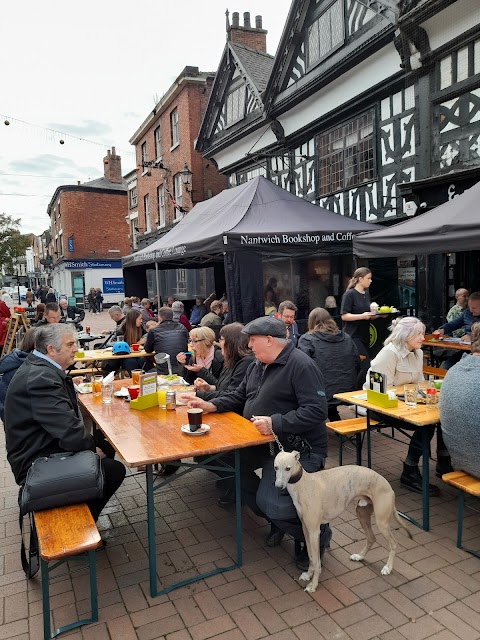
369, 371, 386, 393
139, 372, 157, 396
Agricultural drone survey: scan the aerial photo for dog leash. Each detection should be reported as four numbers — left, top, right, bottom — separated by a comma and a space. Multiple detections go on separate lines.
253, 416, 283, 456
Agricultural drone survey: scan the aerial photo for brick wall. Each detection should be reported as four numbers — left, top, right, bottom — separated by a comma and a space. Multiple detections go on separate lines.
60, 190, 130, 258
134, 76, 227, 238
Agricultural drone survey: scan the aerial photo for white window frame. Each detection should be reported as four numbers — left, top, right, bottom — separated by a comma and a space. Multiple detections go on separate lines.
170, 109, 179, 148
141, 142, 147, 165
129, 185, 137, 209
144, 193, 151, 232
174, 174, 183, 219
154, 126, 162, 160
157, 185, 165, 227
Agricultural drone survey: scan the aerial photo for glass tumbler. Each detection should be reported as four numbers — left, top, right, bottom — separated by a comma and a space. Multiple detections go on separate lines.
102, 382, 114, 404
404, 384, 418, 408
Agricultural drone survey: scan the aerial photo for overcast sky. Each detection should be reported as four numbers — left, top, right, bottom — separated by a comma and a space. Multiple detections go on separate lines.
0, 1, 292, 236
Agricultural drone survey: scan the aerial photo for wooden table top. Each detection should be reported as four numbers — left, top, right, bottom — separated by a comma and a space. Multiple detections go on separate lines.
79, 381, 273, 467
74, 348, 153, 363
334, 390, 440, 427
423, 334, 471, 352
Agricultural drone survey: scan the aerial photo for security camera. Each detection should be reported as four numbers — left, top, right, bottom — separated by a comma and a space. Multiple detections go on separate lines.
4, 119, 10, 126
59, 139, 65, 145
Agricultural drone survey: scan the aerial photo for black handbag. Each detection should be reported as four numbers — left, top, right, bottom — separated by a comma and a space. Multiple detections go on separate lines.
20, 450, 104, 516
19, 450, 104, 578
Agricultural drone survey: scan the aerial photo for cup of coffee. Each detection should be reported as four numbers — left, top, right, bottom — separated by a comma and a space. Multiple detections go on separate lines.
131, 343, 140, 352
187, 408, 203, 432
128, 385, 140, 400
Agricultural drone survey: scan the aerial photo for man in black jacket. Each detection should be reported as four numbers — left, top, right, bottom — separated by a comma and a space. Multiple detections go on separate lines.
4, 323, 125, 520
59, 298, 85, 324
188, 316, 330, 570
144, 307, 188, 374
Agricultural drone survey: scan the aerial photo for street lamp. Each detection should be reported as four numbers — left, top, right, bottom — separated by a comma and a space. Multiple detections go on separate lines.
179, 163, 193, 193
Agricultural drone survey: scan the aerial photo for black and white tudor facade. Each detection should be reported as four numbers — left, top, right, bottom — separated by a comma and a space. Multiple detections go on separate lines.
196, 0, 480, 327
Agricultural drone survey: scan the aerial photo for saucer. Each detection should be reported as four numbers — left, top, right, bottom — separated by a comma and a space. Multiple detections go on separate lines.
180, 424, 210, 436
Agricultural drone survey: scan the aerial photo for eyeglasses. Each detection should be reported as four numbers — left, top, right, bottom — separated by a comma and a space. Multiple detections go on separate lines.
191, 339, 205, 344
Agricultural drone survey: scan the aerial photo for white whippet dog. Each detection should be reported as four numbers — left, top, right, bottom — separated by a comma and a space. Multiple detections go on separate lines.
274, 450, 412, 593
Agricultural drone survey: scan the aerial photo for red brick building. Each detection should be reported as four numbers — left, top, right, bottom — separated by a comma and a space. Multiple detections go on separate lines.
47, 148, 129, 306
128, 66, 227, 252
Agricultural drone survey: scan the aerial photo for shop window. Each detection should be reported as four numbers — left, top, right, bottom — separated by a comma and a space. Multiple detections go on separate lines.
318, 111, 374, 195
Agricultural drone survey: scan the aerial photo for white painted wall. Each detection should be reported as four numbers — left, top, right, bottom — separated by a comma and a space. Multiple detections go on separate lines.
52, 266, 124, 303
422, 0, 480, 52
278, 44, 401, 138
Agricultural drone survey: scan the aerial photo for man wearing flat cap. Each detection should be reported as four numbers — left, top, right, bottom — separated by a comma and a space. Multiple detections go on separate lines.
189, 315, 330, 571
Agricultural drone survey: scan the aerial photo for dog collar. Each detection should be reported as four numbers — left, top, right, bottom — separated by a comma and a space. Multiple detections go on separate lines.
288, 466, 303, 484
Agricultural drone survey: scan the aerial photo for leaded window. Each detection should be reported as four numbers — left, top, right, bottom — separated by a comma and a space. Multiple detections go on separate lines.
318, 111, 374, 195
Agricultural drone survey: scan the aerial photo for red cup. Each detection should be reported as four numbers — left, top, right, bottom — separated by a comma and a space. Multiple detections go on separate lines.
128, 385, 140, 400
131, 343, 140, 351
432, 331, 441, 340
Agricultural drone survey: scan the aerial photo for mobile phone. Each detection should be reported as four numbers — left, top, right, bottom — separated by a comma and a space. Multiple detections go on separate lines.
184, 351, 192, 365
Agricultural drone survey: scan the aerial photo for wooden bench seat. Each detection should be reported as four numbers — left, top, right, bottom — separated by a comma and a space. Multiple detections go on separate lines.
423, 365, 446, 379
326, 417, 378, 466
442, 471, 480, 559
34, 504, 101, 639
68, 368, 97, 377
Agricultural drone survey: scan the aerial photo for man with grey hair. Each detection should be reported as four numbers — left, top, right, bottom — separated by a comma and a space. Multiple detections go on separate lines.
188, 315, 330, 570
140, 298, 155, 328
4, 323, 125, 521
107, 305, 126, 336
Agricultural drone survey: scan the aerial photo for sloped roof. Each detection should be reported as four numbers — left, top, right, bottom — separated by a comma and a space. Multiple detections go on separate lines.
230, 43, 274, 93
82, 176, 127, 191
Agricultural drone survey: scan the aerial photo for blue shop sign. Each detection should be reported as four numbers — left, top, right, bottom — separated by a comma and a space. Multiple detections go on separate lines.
103, 277, 124, 294
67, 237, 74, 252
64, 259, 122, 269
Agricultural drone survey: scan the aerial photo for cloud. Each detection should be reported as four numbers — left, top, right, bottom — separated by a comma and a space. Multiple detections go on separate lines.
7, 154, 98, 179
48, 119, 113, 140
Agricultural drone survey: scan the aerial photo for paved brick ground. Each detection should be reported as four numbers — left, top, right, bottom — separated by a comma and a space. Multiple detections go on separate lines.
1, 311, 480, 639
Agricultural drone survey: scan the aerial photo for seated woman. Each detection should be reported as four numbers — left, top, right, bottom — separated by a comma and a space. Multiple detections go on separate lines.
182, 323, 254, 401
103, 308, 147, 376
176, 326, 223, 385
365, 316, 452, 496
298, 307, 359, 421
34, 303, 45, 324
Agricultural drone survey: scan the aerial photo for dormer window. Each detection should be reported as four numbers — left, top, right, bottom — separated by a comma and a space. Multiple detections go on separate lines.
307, 0, 344, 69
225, 86, 246, 126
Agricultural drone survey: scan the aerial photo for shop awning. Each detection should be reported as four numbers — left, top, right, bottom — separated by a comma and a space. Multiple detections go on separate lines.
123, 176, 380, 268
353, 179, 480, 258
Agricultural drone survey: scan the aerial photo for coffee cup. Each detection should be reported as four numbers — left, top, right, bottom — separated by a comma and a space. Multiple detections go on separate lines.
128, 385, 140, 400
187, 408, 203, 432
131, 343, 140, 351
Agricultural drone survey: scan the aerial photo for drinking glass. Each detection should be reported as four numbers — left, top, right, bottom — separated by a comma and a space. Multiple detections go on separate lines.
102, 382, 114, 404
158, 385, 169, 410
131, 369, 142, 386
93, 375, 103, 397
404, 384, 418, 408
425, 387, 438, 406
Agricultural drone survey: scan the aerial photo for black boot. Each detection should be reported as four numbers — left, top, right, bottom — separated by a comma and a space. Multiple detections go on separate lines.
400, 463, 440, 497
266, 523, 285, 547
436, 456, 454, 478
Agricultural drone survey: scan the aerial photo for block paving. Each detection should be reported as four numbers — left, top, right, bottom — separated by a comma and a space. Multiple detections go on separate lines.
1, 310, 479, 639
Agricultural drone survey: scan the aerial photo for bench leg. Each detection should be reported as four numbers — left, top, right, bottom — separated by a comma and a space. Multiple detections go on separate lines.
41, 558, 51, 640
456, 490, 480, 559
89, 549, 99, 623
338, 435, 343, 466
355, 433, 362, 466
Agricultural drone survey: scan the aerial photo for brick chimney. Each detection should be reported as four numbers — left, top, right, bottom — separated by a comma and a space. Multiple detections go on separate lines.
228, 11, 267, 53
103, 147, 122, 184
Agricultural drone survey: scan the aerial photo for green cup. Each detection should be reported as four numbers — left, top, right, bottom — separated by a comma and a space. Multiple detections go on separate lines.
433, 379, 443, 390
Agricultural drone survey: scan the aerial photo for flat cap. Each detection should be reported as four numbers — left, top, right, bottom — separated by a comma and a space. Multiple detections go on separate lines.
242, 316, 287, 338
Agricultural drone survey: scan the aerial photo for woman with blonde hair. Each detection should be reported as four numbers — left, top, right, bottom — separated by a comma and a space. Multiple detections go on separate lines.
298, 308, 359, 421
176, 326, 223, 385
365, 316, 452, 495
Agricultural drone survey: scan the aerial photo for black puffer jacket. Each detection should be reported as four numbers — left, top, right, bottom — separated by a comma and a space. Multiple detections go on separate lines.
298, 330, 360, 402
0, 349, 28, 422
198, 354, 255, 401
144, 320, 188, 374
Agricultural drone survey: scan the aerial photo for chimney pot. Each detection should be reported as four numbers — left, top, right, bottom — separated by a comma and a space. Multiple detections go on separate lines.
243, 12, 251, 28
255, 15, 262, 29
232, 11, 239, 27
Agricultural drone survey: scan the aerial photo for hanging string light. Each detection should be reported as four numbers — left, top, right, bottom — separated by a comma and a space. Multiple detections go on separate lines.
0, 112, 134, 155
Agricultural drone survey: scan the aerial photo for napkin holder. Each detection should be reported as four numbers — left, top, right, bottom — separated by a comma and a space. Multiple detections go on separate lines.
366, 389, 398, 408
129, 392, 159, 411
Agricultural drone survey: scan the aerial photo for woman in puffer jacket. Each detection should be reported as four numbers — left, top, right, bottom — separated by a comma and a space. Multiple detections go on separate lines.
298, 307, 360, 421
